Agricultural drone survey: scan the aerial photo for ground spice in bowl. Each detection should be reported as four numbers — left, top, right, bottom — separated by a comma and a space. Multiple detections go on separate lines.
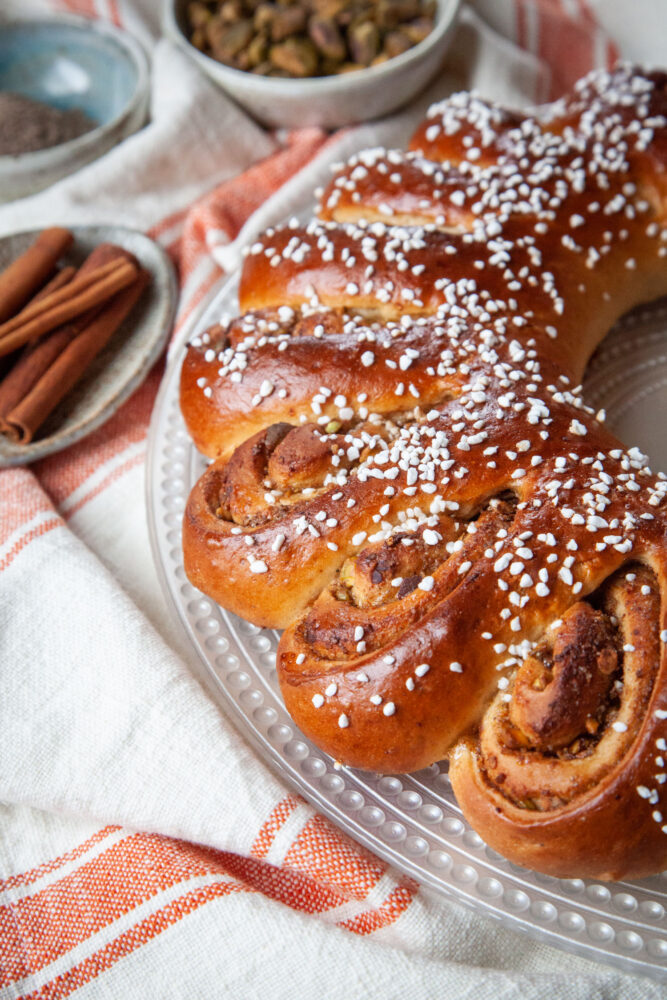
0, 93, 96, 157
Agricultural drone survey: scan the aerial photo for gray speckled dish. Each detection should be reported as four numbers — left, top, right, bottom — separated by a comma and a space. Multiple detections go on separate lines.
0, 225, 177, 468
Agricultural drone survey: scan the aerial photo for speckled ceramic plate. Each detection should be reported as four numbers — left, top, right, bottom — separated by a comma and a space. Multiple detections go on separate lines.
0, 225, 177, 467
146, 272, 667, 983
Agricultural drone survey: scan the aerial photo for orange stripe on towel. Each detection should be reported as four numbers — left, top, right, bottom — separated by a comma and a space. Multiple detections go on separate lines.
0, 826, 120, 893
17, 880, 249, 1000
339, 882, 417, 935
250, 795, 302, 860
0, 517, 62, 573
0, 833, 248, 986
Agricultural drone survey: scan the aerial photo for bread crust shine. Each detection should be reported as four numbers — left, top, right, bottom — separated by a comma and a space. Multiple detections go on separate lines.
181, 65, 667, 879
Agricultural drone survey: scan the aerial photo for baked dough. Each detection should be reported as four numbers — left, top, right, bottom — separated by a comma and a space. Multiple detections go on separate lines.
181, 65, 667, 878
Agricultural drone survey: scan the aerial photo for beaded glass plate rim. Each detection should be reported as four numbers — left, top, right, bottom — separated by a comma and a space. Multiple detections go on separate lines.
146, 271, 667, 983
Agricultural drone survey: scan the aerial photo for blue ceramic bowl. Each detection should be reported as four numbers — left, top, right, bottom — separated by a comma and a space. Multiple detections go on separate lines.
0, 14, 149, 202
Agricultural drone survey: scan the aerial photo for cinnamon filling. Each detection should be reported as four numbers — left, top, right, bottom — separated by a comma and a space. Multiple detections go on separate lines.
508, 602, 619, 751
299, 493, 518, 661
479, 563, 660, 811
211, 402, 458, 526
335, 492, 517, 610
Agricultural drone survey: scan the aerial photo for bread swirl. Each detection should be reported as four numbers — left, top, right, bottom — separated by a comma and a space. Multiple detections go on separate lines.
180, 64, 667, 879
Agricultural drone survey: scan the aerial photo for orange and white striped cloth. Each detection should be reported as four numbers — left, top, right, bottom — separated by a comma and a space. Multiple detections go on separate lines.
1, 2, 666, 997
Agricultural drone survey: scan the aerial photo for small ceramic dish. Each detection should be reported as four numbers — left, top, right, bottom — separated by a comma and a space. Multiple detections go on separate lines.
164, 0, 462, 129
0, 226, 177, 468
0, 14, 149, 203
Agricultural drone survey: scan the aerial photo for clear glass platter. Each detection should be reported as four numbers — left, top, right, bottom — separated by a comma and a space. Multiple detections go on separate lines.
146, 271, 667, 983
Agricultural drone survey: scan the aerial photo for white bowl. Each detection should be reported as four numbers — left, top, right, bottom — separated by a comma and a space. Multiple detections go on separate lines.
164, 0, 462, 129
0, 13, 149, 203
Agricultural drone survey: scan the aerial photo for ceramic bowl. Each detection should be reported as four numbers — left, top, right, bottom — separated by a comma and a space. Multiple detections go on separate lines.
164, 0, 462, 129
0, 225, 177, 467
0, 14, 149, 203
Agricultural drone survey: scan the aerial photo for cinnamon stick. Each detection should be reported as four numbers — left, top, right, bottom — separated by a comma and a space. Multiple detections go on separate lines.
0, 227, 73, 324
3, 267, 150, 444
34, 267, 77, 298
0, 256, 139, 358
0, 266, 75, 384
0, 250, 129, 433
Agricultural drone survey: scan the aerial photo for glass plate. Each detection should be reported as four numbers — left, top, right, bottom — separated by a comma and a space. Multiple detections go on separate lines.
146, 272, 667, 983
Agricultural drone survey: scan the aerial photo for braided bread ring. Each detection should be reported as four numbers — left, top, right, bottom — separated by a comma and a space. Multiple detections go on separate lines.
181, 65, 667, 879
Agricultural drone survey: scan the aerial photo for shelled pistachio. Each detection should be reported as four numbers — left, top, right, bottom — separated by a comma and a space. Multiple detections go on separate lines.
186, 0, 436, 77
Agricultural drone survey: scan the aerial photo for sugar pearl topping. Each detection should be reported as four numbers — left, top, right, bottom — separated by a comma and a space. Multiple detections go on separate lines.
183, 66, 667, 834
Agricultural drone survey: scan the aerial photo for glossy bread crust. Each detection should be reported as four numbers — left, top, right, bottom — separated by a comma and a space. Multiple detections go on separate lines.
181, 65, 667, 879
